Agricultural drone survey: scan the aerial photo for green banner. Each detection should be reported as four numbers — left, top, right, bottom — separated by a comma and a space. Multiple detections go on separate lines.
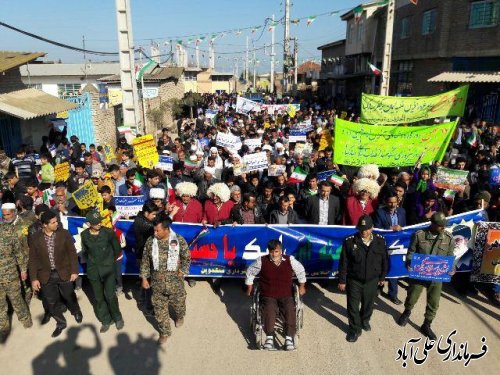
333, 119, 458, 167
361, 86, 469, 124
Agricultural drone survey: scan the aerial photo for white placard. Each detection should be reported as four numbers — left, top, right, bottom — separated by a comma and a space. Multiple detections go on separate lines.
242, 152, 268, 173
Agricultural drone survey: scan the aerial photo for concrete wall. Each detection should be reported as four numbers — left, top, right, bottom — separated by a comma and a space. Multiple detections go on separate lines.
0, 69, 26, 94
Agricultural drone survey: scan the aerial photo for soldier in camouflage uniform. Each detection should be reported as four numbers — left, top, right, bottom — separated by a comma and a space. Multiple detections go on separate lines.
0, 203, 33, 342
140, 217, 191, 345
398, 212, 456, 340
2, 202, 33, 305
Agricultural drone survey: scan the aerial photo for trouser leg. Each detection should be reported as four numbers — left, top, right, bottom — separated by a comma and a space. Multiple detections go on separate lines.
388, 279, 399, 300
115, 260, 123, 289
0, 285, 8, 332
346, 278, 363, 334
102, 270, 122, 323
57, 275, 81, 316
404, 282, 425, 312
360, 279, 378, 324
261, 297, 278, 336
151, 287, 171, 337
89, 278, 112, 325
424, 282, 442, 323
279, 297, 296, 337
169, 282, 186, 321
42, 273, 67, 329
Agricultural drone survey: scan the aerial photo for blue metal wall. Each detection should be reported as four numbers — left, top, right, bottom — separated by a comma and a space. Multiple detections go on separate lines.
62, 93, 95, 146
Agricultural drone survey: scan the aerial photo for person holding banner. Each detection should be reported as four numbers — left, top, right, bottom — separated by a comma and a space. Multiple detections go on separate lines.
81, 210, 124, 333
305, 181, 341, 225
338, 215, 388, 343
397, 212, 455, 341
171, 182, 203, 224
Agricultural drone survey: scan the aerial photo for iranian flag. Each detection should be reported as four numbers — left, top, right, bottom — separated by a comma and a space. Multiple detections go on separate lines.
306, 16, 316, 26
443, 189, 456, 201
367, 62, 382, 76
330, 174, 346, 187
466, 132, 478, 147
184, 158, 198, 170
166, 177, 176, 204
289, 167, 308, 183
136, 58, 156, 81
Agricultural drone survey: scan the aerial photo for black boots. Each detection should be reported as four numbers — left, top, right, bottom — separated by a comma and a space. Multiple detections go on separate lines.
420, 319, 437, 341
397, 309, 411, 327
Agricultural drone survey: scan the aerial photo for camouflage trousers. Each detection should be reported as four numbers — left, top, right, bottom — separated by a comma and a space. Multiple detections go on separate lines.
151, 274, 186, 337
0, 278, 32, 332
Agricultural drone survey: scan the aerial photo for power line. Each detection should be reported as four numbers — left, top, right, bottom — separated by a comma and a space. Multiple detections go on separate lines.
0, 21, 118, 56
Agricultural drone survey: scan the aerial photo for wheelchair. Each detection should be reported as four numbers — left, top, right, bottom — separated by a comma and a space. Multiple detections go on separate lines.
250, 283, 304, 350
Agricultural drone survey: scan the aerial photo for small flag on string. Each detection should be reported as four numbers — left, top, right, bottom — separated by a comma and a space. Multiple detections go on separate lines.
306, 16, 317, 26
268, 21, 278, 32
289, 167, 308, 183
367, 61, 382, 76
196, 36, 205, 45
251, 26, 261, 33
210, 33, 217, 42
353, 6, 364, 23
443, 189, 456, 201
176, 39, 183, 46
330, 11, 339, 16
376, 0, 389, 7
187, 37, 193, 44
136, 58, 156, 81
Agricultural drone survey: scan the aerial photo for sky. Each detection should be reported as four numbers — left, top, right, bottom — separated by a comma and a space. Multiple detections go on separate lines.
0, 0, 362, 73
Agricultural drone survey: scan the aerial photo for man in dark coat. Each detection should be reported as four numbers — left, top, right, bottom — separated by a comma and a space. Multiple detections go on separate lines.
304, 181, 341, 225
227, 193, 266, 224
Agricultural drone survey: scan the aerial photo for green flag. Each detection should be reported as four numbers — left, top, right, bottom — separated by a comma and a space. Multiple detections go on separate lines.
136, 58, 156, 81
333, 118, 458, 167
361, 86, 469, 124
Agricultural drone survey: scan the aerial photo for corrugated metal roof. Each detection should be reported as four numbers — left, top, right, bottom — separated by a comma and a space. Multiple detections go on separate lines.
0, 51, 45, 73
99, 66, 183, 83
0, 88, 79, 120
317, 39, 346, 50
19, 63, 120, 77
429, 71, 500, 83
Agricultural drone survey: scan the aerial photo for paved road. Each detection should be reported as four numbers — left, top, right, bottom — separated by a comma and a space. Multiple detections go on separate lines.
1, 278, 498, 375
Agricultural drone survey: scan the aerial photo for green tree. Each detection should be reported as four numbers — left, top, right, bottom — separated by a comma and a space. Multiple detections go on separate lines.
183, 92, 203, 119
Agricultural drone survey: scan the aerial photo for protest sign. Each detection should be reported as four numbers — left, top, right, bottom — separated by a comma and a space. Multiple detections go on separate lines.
361, 86, 469, 124
489, 166, 500, 186
114, 196, 145, 218
216, 132, 242, 151
268, 164, 286, 177
103, 144, 115, 162
294, 142, 312, 157
333, 118, 457, 167
434, 167, 469, 190
206, 109, 218, 119
133, 134, 159, 168
156, 155, 173, 171
288, 129, 307, 143
409, 254, 455, 282
72, 181, 99, 210
54, 162, 70, 182
242, 152, 268, 173
49, 145, 57, 158
235, 96, 259, 114
34, 154, 41, 166
244, 138, 262, 152
68, 209, 484, 277
470, 222, 500, 284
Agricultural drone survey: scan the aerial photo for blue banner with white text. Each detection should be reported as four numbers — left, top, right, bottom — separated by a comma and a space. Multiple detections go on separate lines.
67, 210, 486, 278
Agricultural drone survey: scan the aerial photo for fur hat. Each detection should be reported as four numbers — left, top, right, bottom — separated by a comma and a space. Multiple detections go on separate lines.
352, 178, 381, 199
175, 182, 198, 197
149, 188, 166, 200
207, 183, 231, 202
357, 164, 380, 180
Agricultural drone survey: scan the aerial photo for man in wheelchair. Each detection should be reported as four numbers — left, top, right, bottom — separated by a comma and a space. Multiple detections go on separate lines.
245, 239, 306, 351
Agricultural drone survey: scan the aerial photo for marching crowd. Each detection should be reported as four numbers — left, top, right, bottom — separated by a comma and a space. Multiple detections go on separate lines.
0, 92, 498, 347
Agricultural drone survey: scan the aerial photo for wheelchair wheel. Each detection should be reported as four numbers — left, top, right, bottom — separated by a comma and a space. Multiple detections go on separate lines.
251, 286, 266, 350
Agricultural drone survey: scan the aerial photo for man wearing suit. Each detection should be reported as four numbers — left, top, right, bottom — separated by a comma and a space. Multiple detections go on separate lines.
305, 181, 341, 225
373, 192, 406, 305
29, 211, 83, 338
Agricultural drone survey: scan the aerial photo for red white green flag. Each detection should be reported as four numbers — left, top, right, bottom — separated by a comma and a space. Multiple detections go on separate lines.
367, 61, 382, 76
330, 174, 346, 187
289, 167, 308, 183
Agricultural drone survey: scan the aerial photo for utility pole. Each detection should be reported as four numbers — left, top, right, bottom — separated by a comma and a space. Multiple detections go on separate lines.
252, 48, 257, 90
283, 0, 291, 93
82, 35, 88, 82
115, 0, 140, 131
245, 36, 249, 82
293, 38, 298, 87
270, 14, 276, 93
380, 0, 395, 96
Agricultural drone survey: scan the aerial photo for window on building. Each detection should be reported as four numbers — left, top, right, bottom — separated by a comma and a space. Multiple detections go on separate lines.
26, 83, 42, 90
357, 19, 364, 42
469, 0, 499, 28
394, 61, 414, 96
184, 72, 198, 81
401, 17, 411, 38
57, 83, 81, 97
421, 9, 437, 35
